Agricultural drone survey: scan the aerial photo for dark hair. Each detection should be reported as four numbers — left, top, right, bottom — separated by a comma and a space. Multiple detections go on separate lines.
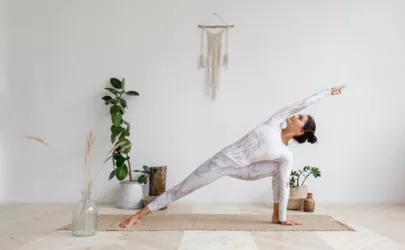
293, 115, 317, 144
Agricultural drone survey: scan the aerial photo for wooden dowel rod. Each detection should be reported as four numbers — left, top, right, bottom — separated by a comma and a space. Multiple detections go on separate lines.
198, 25, 234, 28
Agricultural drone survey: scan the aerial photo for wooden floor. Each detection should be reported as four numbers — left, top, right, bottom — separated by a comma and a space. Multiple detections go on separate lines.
1, 203, 404, 250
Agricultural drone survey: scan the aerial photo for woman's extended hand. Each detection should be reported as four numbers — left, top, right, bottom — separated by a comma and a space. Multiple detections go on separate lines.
331, 85, 346, 95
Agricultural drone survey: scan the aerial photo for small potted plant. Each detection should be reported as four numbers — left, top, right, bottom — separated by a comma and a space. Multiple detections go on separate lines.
102, 77, 148, 209
287, 166, 321, 210
133, 165, 168, 209
133, 165, 157, 184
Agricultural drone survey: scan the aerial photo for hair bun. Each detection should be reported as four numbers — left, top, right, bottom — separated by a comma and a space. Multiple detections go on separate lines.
308, 134, 317, 144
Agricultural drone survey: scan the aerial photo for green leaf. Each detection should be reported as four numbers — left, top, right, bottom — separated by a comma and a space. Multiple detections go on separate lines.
116, 165, 128, 181
124, 141, 131, 154
105, 87, 119, 95
137, 175, 147, 184
114, 155, 126, 167
111, 125, 123, 136
113, 154, 125, 161
133, 170, 143, 173
109, 170, 116, 180
123, 120, 130, 132
119, 138, 131, 154
111, 134, 117, 144
110, 105, 123, 115
151, 168, 157, 174
110, 78, 123, 89
289, 178, 295, 187
105, 99, 112, 105
119, 133, 126, 141
126, 91, 139, 96
111, 99, 118, 105
120, 98, 127, 108
143, 165, 150, 172
112, 113, 122, 127
102, 96, 112, 101
290, 170, 299, 177
115, 158, 126, 168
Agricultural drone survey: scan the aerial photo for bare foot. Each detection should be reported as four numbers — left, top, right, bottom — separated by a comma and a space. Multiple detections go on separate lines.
280, 220, 296, 226
280, 219, 303, 226
293, 219, 303, 226
119, 215, 141, 228
272, 217, 303, 226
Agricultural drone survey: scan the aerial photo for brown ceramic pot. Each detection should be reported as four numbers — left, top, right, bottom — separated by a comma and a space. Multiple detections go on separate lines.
303, 193, 315, 212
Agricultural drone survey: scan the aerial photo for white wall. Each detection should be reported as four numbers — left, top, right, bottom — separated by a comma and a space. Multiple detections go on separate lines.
0, 0, 8, 203
4, 0, 405, 205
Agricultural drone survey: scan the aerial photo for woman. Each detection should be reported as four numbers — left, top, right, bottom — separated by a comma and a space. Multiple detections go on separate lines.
119, 85, 346, 227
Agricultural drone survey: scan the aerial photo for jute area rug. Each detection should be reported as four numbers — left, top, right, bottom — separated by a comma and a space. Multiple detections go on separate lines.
59, 214, 355, 232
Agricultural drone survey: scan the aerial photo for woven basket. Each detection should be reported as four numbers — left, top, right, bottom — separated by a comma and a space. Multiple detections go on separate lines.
287, 185, 308, 210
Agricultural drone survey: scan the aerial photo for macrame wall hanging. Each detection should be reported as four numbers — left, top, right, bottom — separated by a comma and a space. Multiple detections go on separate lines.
198, 13, 234, 100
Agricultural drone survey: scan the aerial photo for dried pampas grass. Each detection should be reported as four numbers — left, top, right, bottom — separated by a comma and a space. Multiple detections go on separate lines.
25, 131, 133, 200
25, 136, 51, 148
25, 132, 100, 199
84, 132, 96, 196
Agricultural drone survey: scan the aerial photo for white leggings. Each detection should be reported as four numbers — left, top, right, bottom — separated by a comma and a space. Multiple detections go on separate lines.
147, 152, 290, 221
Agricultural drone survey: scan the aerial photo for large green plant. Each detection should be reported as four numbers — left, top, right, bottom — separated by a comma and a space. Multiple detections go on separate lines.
289, 166, 321, 188
102, 77, 139, 182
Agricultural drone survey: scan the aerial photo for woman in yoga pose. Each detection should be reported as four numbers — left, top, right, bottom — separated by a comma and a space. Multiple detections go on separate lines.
119, 85, 346, 227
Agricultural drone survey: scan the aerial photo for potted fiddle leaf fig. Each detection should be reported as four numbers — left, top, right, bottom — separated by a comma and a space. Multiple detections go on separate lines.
102, 77, 146, 209
287, 166, 321, 210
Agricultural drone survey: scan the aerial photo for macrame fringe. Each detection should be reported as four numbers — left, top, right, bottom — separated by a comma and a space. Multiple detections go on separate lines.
199, 27, 229, 99
199, 26, 206, 68
223, 53, 229, 69
223, 27, 229, 70
199, 54, 206, 68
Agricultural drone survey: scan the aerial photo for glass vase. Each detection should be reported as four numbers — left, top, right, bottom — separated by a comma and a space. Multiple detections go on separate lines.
72, 191, 98, 237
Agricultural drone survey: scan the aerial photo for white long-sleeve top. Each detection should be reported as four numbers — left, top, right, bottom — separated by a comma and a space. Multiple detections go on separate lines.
220, 88, 331, 221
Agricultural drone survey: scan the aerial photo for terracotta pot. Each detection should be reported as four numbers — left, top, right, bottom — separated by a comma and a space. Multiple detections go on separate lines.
303, 193, 315, 212
287, 185, 308, 210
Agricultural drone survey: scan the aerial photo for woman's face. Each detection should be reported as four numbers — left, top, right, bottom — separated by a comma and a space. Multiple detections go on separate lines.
287, 114, 308, 134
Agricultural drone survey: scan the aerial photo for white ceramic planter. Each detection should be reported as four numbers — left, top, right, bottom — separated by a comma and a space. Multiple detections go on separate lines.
117, 181, 144, 209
